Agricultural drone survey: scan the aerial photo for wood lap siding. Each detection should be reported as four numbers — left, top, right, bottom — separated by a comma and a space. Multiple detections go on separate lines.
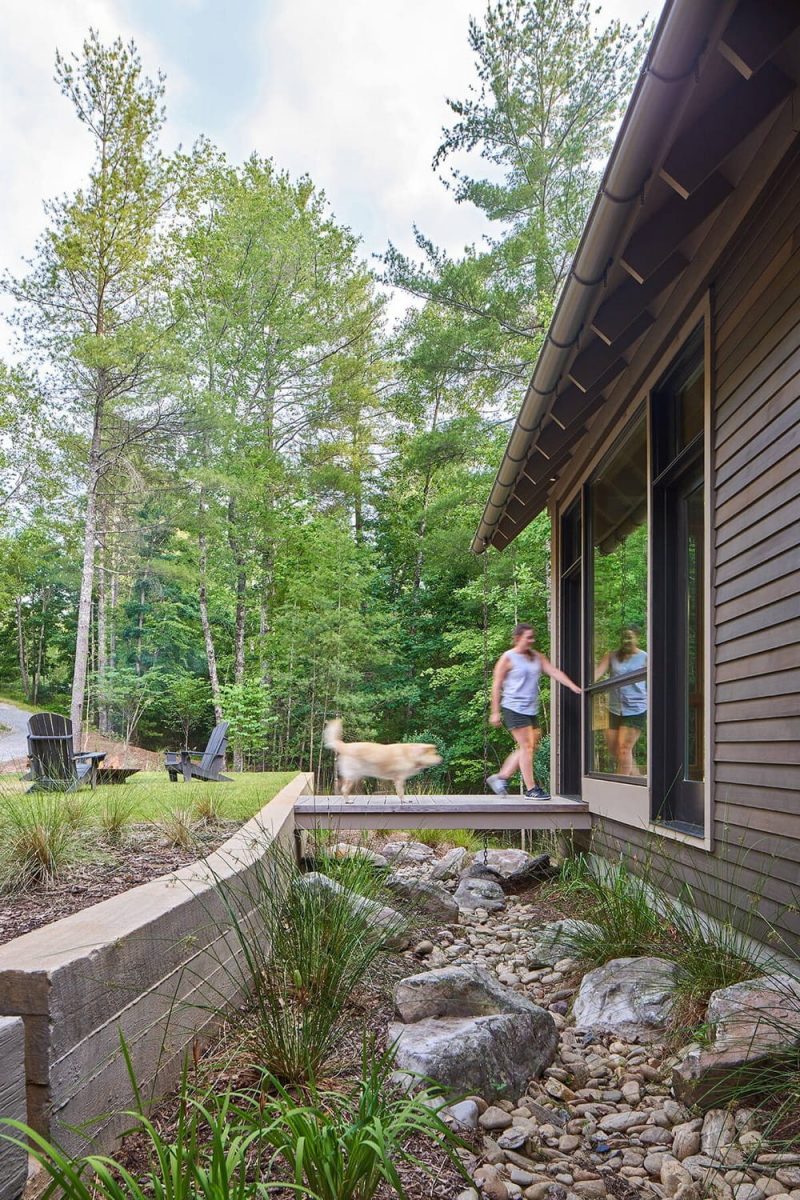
593, 143, 800, 956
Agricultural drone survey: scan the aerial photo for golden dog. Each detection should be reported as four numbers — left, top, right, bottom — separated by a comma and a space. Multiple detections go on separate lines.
323, 719, 441, 801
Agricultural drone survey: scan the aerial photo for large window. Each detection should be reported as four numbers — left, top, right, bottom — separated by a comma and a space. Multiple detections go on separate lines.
651, 325, 706, 834
559, 500, 582, 797
585, 418, 648, 779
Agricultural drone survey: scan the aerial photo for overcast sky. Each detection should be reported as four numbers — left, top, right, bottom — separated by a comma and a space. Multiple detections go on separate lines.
1, 0, 655, 341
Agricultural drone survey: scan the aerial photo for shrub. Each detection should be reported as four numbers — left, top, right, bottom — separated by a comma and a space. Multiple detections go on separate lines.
448, 828, 484, 853
0, 791, 82, 890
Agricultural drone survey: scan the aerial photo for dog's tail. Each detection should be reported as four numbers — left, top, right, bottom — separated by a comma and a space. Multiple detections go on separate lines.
323, 718, 344, 752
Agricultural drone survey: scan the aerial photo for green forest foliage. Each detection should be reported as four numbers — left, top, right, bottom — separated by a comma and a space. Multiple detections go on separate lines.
0, 6, 647, 789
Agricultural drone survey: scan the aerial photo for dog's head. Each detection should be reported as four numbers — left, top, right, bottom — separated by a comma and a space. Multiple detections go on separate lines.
417, 744, 442, 768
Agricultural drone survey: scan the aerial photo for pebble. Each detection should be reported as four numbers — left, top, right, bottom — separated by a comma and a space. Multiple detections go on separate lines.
480, 1106, 515, 1131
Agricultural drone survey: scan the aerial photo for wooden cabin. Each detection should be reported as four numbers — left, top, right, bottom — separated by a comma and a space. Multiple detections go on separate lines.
473, 0, 800, 953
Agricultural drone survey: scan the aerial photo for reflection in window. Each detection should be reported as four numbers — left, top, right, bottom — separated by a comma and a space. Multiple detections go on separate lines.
587, 419, 648, 778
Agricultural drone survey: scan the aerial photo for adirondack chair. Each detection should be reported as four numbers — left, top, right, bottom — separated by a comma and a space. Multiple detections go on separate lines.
164, 721, 232, 783
27, 712, 106, 792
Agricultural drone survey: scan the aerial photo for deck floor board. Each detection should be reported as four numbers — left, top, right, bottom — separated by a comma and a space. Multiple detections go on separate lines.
293, 793, 591, 831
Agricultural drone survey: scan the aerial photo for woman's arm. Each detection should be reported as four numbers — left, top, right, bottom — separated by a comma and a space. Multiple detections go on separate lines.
539, 653, 582, 695
595, 651, 611, 681
490, 654, 511, 725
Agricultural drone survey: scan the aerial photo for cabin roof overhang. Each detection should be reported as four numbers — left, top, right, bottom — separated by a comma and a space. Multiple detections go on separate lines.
472, 0, 800, 553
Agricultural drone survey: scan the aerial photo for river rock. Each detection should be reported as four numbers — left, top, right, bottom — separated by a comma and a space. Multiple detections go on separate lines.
331, 842, 388, 868
431, 846, 468, 880
296, 872, 409, 949
385, 874, 460, 922
572, 956, 679, 1042
526, 920, 602, 967
672, 974, 800, 1107
382, 840, 435, 863
390, 965, 557, 1099
455, 876, 506, 912
480, 848, 552, 887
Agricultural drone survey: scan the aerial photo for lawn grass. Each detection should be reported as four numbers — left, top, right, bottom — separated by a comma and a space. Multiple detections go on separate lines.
0, 770, 298, 824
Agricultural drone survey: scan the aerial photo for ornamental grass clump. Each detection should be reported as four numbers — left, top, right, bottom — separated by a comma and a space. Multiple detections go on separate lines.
207, 839, 410, 1086
0, 790, 83, 890
548, 853, 664, 964
100, 794, 134, 843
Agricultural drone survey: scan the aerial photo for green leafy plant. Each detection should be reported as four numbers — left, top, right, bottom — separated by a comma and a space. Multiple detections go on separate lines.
242, 1039, 467, 1200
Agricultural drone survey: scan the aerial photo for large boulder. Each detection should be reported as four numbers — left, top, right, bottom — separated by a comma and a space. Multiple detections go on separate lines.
331, 842, 388, 868
297, 872, 410, 950
431, 846, 469, 881
572, 956, 680, 1042
454, 876, 506, 912
672, 972, 800, 1107
385, 874, 460, 923
389, 965, 557, 1099
383, 841, 435, 864
480, 848, 552, 887
526, 919, 602, 966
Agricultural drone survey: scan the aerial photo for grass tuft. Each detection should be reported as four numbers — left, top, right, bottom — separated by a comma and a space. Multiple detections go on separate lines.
0, 791, 82, 890
100, 794, 134, 843
159, 808, 196, 849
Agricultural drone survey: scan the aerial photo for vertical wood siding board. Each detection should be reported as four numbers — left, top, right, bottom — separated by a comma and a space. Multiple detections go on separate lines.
715, 392, 800, 487
715, 465, 800, 544
715, 617, 800, 663
716, 501, 798, 569
715, 336, 800, 442
715, 522, 800, 585
715, 594, 800, 644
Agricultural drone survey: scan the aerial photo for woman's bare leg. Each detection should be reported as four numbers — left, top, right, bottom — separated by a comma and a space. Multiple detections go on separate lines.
511, 726, 536, 791
498, 747, 521, 780
604, 728, 619, 772
616, 726, 641, 776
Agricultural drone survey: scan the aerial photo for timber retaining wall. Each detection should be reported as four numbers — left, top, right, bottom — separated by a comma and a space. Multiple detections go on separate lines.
0, 772, 310, 1194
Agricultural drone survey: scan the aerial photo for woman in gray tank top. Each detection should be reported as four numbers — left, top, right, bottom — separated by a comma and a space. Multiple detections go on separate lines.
595, 624, 648, 776
487, 622, 581, 798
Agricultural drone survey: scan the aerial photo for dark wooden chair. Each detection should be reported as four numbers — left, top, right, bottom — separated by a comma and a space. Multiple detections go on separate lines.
27, 712, 106, 792
164, 721, 232, 783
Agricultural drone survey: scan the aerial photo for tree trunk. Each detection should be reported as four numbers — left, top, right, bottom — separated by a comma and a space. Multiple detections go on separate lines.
33, 589, 49, 705
198, 517, 223, 724
70, 407, 103, 749
135, 583, 145, 676
97, 537, 109, 733
228, 499, 247, 771
15, 598, 30, 701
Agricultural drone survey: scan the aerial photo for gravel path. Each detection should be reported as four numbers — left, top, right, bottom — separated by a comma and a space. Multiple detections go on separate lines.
0, 700, 30, 763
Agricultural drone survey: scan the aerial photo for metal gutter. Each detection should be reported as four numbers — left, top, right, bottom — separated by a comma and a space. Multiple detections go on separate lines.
472, 0, 722, 553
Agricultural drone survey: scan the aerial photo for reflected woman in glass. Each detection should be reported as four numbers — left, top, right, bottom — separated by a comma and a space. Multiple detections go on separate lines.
596, 624, 647, 776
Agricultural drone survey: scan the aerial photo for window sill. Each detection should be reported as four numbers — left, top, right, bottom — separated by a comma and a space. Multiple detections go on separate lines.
648, 818, 711, 852
585, 772, 647, 786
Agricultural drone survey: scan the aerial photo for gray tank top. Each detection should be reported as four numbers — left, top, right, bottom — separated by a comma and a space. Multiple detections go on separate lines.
501, 650, 541, 716
608, 649, 648, 715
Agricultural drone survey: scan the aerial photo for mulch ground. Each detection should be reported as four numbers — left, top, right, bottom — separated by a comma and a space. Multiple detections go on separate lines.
0, 821, 240, 945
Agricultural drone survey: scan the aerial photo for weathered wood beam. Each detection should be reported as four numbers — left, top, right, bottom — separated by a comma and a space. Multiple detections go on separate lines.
550, 383, 605, 430
718, 0, 800, 80
660, 63, 794, 199
568, 310, 654, 392
591, 252, 687, 345
620, 172, 733, 283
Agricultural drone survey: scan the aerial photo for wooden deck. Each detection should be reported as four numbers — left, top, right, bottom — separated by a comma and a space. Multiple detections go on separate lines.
293, 793, 591, 831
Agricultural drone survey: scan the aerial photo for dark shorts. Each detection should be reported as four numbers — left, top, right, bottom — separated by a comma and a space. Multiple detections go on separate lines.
501, 707, 540, 731
609, 711, 647, 731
